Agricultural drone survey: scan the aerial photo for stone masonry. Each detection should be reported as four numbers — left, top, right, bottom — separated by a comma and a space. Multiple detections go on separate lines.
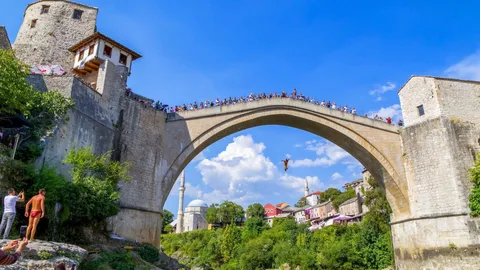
395, 76, 480, 269
0, 26, 11, 50
5, 1, 480, 269
13, 0, 98, 69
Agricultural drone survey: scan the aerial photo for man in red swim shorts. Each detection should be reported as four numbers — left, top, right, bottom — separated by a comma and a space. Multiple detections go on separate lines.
24, 189, 46, 241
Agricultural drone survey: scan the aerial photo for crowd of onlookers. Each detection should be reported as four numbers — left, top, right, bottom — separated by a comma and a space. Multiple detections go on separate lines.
125, 88, 404, 126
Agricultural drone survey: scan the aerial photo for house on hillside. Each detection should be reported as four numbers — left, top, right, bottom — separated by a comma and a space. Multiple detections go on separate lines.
309, 200, 336, 225
304, 191, 322, 206
339, 195, 362, 217
263, 203, 296, 226
293, 206, 309, 224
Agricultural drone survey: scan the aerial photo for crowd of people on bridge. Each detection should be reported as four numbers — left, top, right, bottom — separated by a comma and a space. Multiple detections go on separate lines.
125, 88, 404, 126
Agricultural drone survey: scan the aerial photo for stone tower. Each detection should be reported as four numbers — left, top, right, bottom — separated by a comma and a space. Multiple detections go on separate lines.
176, 170, 185, 233
304, 178, 309, 197
13, 0, 98, 68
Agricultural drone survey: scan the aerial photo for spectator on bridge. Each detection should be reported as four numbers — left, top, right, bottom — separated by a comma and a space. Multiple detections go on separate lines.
398, 119, 403, 126
386, 117, 392, 124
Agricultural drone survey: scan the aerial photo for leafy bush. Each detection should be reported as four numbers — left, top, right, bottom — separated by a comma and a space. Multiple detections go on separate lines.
38, 251, 53, 260
80, 250, 135, 270
469, 154, 480, 217
134, 243, 159, 263
14, 141, 44, 163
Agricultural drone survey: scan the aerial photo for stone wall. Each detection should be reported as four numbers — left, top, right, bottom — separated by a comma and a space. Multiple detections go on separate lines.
0, 26, 11, 49
109, 95, 166, 244
435, 78, 480, 125
399, 76, 480, 127
13, 0, 98, 69
396, 115, 480, 269
398, 76, 442, 127
33, 75, 115, 177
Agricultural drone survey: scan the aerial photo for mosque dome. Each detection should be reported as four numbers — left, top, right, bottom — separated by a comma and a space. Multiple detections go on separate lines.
187, 199, 208, 208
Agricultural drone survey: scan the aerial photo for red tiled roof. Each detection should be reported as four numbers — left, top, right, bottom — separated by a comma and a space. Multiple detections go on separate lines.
303, 191, 322, 198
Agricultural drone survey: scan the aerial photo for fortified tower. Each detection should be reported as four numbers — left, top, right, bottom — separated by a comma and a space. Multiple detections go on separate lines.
13, 0, 98, 69
396, 76, 480, 269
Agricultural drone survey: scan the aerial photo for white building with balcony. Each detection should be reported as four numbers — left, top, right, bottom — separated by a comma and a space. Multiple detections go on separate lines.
68, 32, 141, 91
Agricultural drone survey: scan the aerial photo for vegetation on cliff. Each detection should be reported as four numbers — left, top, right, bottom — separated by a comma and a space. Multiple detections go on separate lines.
0, 50, 133, 244
0, 49, 74, 162
469, 153, 480, 217
0, 147, 131, 243
162, 178, 393, 270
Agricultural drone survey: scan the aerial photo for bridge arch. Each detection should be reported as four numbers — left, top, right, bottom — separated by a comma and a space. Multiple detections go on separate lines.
162, 99, 410, 220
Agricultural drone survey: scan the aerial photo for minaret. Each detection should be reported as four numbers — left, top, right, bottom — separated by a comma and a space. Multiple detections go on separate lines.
304, 178, 309, 197
176, 170, 186, 233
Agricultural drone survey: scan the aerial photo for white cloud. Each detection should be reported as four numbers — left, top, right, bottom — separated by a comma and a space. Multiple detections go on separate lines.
293, 143, 303, 148
192, 135, 328, 207
184, 183, 205, 199
331, 172, 343, 180
369, 82, 396, 96
445, 51, 480, 81
367, 104, 403, 122
278, 174, 325, 196
376, 96, 383, 101
290, 141, 350, 168
197, 135, 276, 188
285, 154, 292, 159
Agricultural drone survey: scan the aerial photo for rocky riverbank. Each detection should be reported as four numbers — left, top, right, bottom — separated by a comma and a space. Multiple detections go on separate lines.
0, 240, 87, 270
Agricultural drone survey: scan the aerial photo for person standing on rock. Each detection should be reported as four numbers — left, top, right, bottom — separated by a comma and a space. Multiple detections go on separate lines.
24, 189, 46, 241
0, 189, 25, 239
0, 239, 28, 265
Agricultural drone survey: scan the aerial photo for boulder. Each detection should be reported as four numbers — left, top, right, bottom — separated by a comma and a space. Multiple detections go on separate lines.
0, 239, 87, 270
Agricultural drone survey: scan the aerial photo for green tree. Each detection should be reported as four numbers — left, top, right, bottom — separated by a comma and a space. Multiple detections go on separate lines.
246, 203, 265, 218
64, 146, 131, 186
162, 209, 174, 233
206, 203, 219, 224
221, 224, 241, 263
332, 189, 356, 210
469, 153, 480, 217
238, 236, 274, 270
242, 217, 268, 240
207, 201, 244, 227
356, 177, 394, 269
24, 90, 74, 141
55, 146, 132, 242
218, 201, 244, 225
0, 49, 35, 117
163, 224, 174, 234
294, 197, 307, 207
0, 49, 74, 155
320, 188, 342, 203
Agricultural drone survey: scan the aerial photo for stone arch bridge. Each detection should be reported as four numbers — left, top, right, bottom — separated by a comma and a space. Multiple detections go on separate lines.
36, 73, 479, 269
161, 98, 410, 221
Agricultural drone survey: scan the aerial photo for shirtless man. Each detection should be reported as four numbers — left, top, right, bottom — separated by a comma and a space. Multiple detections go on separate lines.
24, 189, 46, 241
282, 158, 290, 171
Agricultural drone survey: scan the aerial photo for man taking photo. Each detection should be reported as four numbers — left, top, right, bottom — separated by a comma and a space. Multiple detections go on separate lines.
0, 189, 24, 239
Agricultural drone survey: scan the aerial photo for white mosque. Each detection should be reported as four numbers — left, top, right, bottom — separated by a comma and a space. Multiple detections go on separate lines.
170, 171, 209, 233
183, 199, 209, 232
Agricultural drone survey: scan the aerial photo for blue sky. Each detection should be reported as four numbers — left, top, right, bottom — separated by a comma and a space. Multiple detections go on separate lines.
3, 1, 480, 216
